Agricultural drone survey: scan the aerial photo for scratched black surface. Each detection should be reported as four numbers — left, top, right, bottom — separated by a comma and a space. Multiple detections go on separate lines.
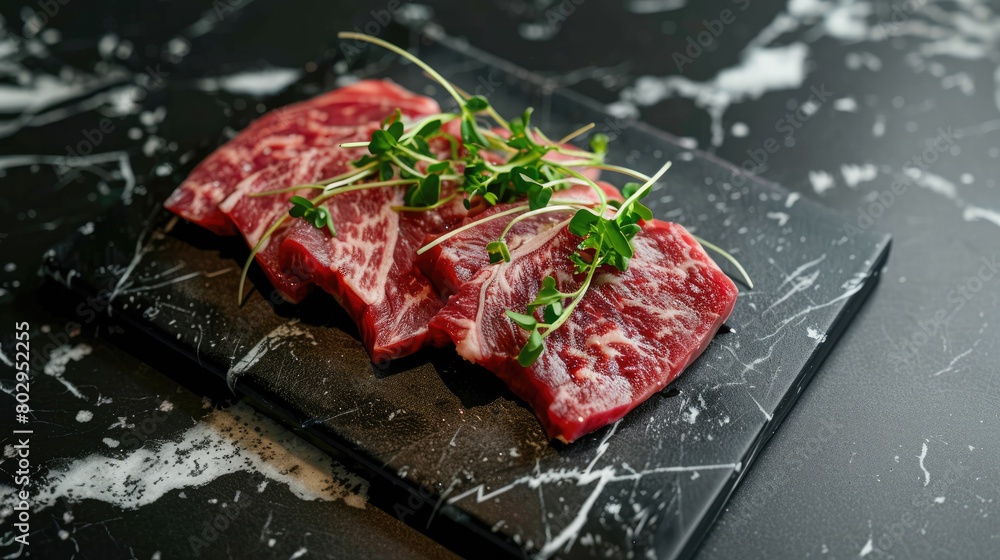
39, 29, 889, 559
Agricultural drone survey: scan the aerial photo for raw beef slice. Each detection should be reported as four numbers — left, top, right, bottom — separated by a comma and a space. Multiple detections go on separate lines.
417, 181, 623, 299
429, 219, 738, 442
165, 80, 441, 235
219, 141, 373, 303
279, 183, 467, 363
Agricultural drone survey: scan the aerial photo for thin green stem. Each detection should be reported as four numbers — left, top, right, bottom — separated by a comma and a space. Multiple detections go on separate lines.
499, 204, 586, 241
337, 32, 466, 107
238, 212, 291, 305
556, 123, 595, 145
396, 144, 440, 165
398, 113, 459, 143
692, 235, 754, 289
416, 205, 530, 255
551, 159, 653, 182
546, 162, 608, 215
392, 192, 456, 212
388, 154, 425, 179
615, 161, 671, 218
541, 247, 603, 337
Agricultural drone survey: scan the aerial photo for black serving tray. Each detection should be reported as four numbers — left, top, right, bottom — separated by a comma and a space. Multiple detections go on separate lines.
43, 27, 890, 560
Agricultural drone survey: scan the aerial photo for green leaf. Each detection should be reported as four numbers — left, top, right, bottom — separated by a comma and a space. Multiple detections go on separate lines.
312, 206, 330, 228
603, 251, 630, 272
483, 192, 499, 206
527, 276, 563, 314
461, 115, 487, 147
528, 185, 552, 211
387, 120, 404, 141
632, 202, 653, 221
411, 136, 432, 157
589, 132, 609, 155
620, 223, 642, 238
622, 182, 644, 199
289, 195, 313, 208
517, 327, 544, 367
600, 218, 633, 258
379, 161, 394, 181
465, 96, 489, 112
511, 167, 540, 193
368, 129, 397, 154
426, 161, 451, 174
487, 240, 511, 264
567, 252, 591, 274
568, 209, 599, 237
543, 301, 564, 324
406, 173, 441, 207
505, 309, 537, 331
510, 107, 533, 135
415, 118, 441, 138
288, 196, 313, 218
396, 155, 417, 178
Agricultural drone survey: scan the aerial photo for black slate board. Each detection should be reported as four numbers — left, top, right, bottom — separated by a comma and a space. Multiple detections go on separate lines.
43, 29, 890, 560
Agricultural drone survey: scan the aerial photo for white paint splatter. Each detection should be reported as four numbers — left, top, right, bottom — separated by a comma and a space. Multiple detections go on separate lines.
43, 344, 93, 400
809, 170, 835, 194
196, 68, 303, 96
766, 211, 791, 227
75, 410, 93, 423
625, 0, 687, 14
841, 163, 878, 188
859, 537, 874, 557
963, 205, 1000, 228
0, 344, 13, 367
806, 327, 827, 343
834, 97, 858, 112
681, 407, 701, 424
903, 168, 958, 200
918, 442, 931, 486
228, 320, 313, 388
0, 402, 367, 523
625, 43, 809, 146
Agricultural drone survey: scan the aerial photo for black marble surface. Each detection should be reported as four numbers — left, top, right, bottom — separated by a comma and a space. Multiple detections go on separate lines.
1, 1, 998, 559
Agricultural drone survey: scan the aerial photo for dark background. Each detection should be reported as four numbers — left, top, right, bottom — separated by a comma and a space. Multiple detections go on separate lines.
1, 0, 998, 558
